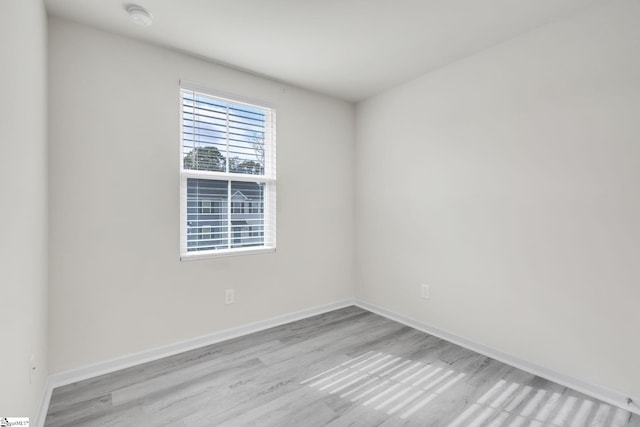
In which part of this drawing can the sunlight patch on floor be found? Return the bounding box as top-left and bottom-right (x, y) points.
(301, 351), (632, 426)
(301, 351), (465, 420)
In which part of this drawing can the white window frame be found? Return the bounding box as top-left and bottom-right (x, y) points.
(179, 82), (276, 260)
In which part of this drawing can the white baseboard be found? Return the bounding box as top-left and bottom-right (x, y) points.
(354, 299), (640, 417)
(33, 376), (54, 427)
(33, 298), (355, 427)
(34, 297), (639, 425)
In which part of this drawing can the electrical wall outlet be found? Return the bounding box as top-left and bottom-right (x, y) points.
(421, 284), (430, 299)
(224, 289), (235, 305)
(30, 354), (36, 384)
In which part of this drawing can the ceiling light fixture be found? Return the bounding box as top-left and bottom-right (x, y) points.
(127, 5), (153, 27)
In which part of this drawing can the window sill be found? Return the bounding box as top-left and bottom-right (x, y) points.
(180, 246), (276, 261)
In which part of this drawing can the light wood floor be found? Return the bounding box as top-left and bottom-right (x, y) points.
(45, 306), (639, 426)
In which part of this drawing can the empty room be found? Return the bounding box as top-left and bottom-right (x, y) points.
(1, 0), (639, 425)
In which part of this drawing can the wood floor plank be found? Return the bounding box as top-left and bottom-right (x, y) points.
(110, 340), (279, 406)
(45, 306), (639, 426)
(210, 386), (337, 427)
(44, 394), (112, 427)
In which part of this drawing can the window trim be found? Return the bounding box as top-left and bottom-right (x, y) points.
(179, 82), (276, 261)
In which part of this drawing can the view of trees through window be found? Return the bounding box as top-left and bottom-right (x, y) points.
(182, 91), (266, 175)
(182, 144), (265, 175)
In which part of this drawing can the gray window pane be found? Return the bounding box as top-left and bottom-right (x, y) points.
(187, 178), (228, 251)
(230, 181), (265, 248)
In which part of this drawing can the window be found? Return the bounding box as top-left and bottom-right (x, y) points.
(231, 201), (243, 214)
(198, 200), (212, 214)
(180, 83), (276, 259)
(201, 225), (212, 241)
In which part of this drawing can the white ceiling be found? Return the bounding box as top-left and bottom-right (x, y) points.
(45, 0), (600, 102)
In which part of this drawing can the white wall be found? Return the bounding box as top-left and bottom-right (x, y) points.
(0, 0), (49, 418)
(356, 0), (640, 400)
(48, 17), (355, 373)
